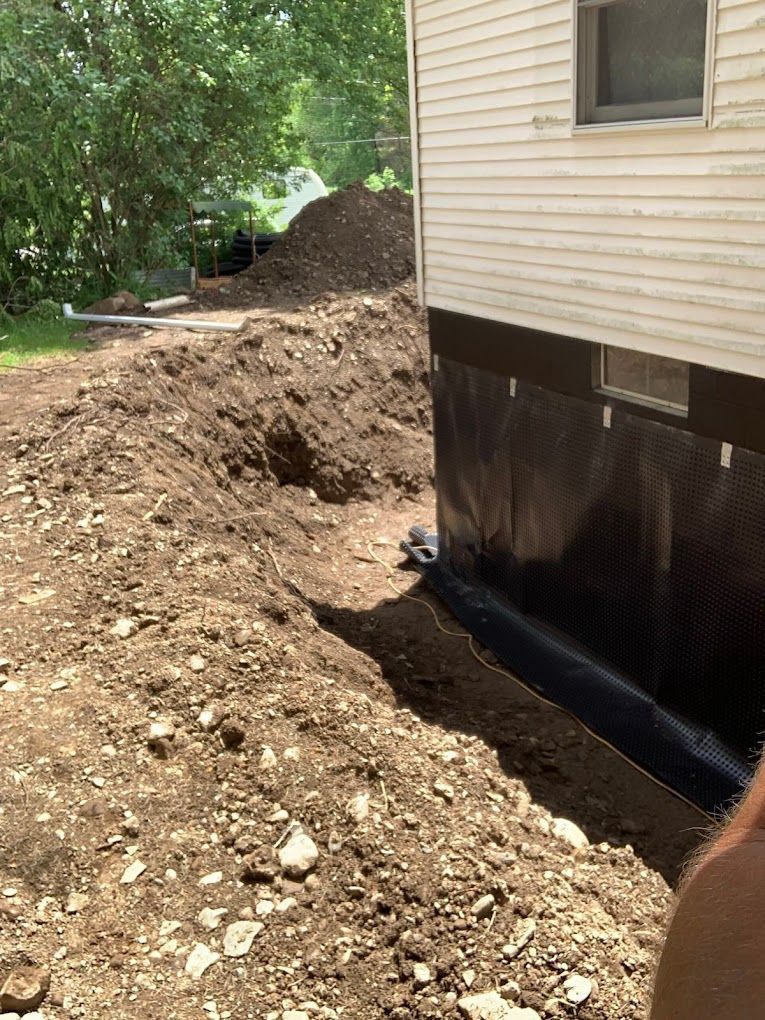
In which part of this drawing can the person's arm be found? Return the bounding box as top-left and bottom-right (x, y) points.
(651, 766), (765, 1019)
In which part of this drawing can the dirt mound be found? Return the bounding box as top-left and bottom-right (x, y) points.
(20, 283), (430, 509)
(0, 277), (702, 1019)
(228, 182), (415, 303)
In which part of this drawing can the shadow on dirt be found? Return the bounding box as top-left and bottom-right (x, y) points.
(310, 567), (706, 887)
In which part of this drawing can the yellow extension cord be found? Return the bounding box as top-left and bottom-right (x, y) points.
(367, 540), (711, 823)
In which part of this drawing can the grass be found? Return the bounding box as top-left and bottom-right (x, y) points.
(0, 315), (87, 369)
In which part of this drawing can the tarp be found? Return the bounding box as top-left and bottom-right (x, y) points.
(407, 358), (764, 814)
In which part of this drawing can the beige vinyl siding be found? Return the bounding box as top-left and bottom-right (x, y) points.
(408, 0), (765, 378)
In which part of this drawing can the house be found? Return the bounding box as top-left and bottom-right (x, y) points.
(404, 0), (765, 813)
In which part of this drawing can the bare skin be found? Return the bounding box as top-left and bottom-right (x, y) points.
(652, 769), (765, 1019)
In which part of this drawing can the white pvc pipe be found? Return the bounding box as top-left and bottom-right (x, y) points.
(145, 295), (192, 312)
(62, 303), (248, 333)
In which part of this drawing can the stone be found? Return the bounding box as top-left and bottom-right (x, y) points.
(65, 891), (89, 913)
(50, 679), (69, 691)
(551, 818), (589, 851)
(0, 967), (50, 1012)
(276, 897), (298, 913)
(148, 720), (176, 745)
(0, 681), (22, 693)
(413, 963), (432, 988)
(199, 871), (223, 887)
(198, 907), (228, 931)
(260, 746), (278, 770)
(0, 1013), (21, 1020)
(457, 992), (541, 1020)
(113, 290), (144, 311)
(500, 981), (521, 1002)
(563, 975), (593, 1005)
(223, 920), (264, 958)
(502, 919), (536, 960)
(83, 296), (127, 316)
(282, 1013), (310, 1020)
(185, 944), (220, 979)
(471, 893), (496, 920)
(219, 718), (246, 750)
(0, 659), (10, 674)
(120, 859), (147, 884)
(189, 654), (206, 673)
(433, 778), (454, 802)
(279, 833), (319, 879)
(111, 618), (137, 640)
(346, 793), (370, 825)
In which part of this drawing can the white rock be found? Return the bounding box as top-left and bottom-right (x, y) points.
(0, 1013), (22, 1020)
(471, 893), (496, 919)
(65, 891), (89, 913)
(189, 654), (206, 673)
(223, 919), (264, 958)
(148, 720), (175, 743)
(276, 897), (298, 913)
(551, 817), (589, 851)
(279, 833), (319, 878)
(457, 992), (541, 1020)
(199, 871), (223, 887)
(50, 679), (69, 691)
(198, 907), (228, 931)
(413, 963), (432, 988)
(256, 900), (274, 916)
(120, 859), (146, 884)
(0, 680), (23, 693)
(185, 943), (220, 978)
(159, 920), (182, 938)
(346, 793), (370, 825)
(502, 919), (536, 960)
(111, 618), (137, 640)
(563, 974), (593, 1005)
(282, 1013), (311, 1020)
(433, 778), (454, 802)
(260, 747), (278, 770)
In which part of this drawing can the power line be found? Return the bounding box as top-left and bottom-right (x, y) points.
(311, 135), (410, 147)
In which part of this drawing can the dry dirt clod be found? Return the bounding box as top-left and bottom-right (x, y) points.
(0, 966), (50, 1013)
(110, 618), (136, 640)
(433, 778), (454, 802)
(219, 717), (246, 750)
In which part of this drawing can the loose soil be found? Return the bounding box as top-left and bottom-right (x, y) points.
(0, 187), (704, 1020)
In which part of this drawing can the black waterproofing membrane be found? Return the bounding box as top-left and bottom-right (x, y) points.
(406, 358), (764, 814)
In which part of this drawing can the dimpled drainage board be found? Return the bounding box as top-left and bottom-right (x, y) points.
(407, 357), (764, 814)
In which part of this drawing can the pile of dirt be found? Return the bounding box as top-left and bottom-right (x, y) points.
(226, 183), (416, 303)
(0, 273), (702, 1019)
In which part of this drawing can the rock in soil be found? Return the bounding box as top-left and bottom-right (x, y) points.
(458, 992), (540, 1020)
(279, 833), (319, 879)
(0, 967), (50, 1012)
(222, 920), (264, 958)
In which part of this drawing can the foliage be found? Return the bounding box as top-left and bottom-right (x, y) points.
(283, 1), (411, 190)
(0, 0), (296, 308)
(365, 167), (409, 193)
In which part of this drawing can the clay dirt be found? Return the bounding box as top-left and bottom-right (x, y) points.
(0, 186), (704, 1020)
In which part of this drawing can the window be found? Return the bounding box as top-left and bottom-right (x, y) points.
(577, 0), (708, 125)
(600, 346), (689, 411)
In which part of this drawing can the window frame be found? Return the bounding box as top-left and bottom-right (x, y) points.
(573, 0), (714, 131)
(598, 345), (690, 414)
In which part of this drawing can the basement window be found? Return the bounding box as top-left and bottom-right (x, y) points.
(600, 346), (689, 412)
(576, 0), (708, 125)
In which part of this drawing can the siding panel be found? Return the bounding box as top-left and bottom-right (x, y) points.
(411, 0), (765, 378)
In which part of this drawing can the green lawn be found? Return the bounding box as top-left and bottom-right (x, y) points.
(0, 316), (87, 369)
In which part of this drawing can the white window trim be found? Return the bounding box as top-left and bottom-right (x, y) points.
(570, 0), (717, 133)
(598, 346), (690, 414)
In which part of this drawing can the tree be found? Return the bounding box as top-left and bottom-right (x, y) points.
(0, 0), (296, 305)
(281, 0), (411, 190)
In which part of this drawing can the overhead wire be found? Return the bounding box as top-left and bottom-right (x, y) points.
(366, 540), (711, 823)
